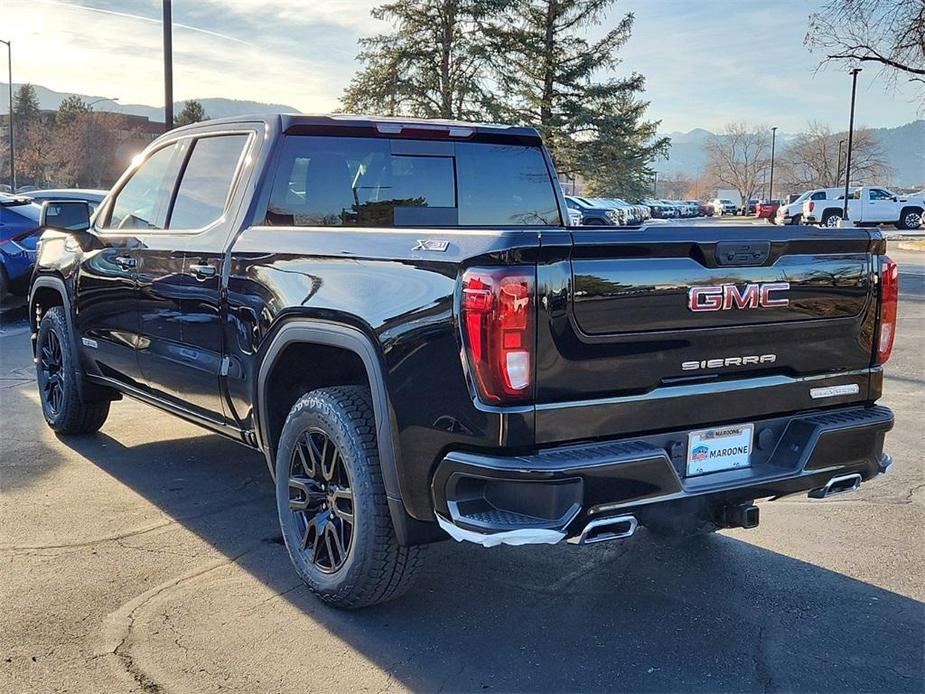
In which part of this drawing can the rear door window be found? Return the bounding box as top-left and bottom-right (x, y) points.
(263, 135), (560, 227)
(168, 134), (250, 229)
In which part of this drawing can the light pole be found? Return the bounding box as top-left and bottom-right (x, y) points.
(843, 67), (861, 221)
(768, 126), (777, 201)
(835, 138), (846, 186)
(163, 0), (174, 132)
(0, 39), (14, 190)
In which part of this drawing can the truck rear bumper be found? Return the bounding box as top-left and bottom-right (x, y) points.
(432, 405), (893, 546)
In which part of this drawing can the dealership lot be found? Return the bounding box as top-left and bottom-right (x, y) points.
(1, 244), (922, 693)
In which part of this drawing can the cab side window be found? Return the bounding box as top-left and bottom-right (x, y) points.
(869, 189), (892, 201)
(811, 191), (826, 200)
(168, 134), (250, 229)
(103, 144), (182, 230)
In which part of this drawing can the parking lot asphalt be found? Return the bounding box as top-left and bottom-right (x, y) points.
(1, 239), (923, 693)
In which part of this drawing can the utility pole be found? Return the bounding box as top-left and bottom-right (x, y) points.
(768, 126), (777, 201)
(653, 170), (659, 197)
(1, 39), (14, 190)
(843, 67), (861, 221)
(163, 0), (174, 132)
(835, 138), (846, 187)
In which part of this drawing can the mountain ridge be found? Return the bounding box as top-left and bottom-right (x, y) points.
(3, 83), (923, 186)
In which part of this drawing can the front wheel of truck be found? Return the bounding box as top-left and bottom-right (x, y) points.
(35, 307), (110, 434)
(275, 386), (425, 609)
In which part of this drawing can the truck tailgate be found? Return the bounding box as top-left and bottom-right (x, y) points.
(534, 225), (879, 444)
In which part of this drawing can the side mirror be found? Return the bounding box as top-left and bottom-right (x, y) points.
(892, 196), (898, 202)
(40, 200), (91, 231)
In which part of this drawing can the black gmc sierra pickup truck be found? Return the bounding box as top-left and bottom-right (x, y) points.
(30, 114), (896, 608)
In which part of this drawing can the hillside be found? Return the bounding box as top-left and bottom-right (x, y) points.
(656, 121), (924, 187)
(3, 82), (922, 186)
(0, 83), (299, 122)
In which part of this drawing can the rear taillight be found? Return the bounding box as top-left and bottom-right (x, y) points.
(461, 268), (534, 403)
(876, 256), (898, 365)
(808, 201), (815, 212)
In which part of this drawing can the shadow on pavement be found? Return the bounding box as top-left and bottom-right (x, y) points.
(61, 430), (924, 693)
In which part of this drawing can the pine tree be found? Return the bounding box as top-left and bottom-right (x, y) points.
(488, 0), (668, 196)
(11, 84), (43, 182)
(13, 83), (40, 122)
(55, 95), (91, 128)
(342, 0), (499, 120)
(175, 100), (208, 127)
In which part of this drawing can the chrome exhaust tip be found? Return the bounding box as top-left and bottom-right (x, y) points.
(569, 514), (638, 545)
(808, 473), (862, 499)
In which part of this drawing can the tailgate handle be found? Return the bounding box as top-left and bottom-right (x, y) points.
(715, 241), (770, 266)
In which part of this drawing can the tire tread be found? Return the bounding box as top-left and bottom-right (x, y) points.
(278, 385), (424, 609)
(37, 307), (110, 435)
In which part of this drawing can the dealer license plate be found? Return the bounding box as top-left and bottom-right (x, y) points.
(686, 423), (754, 476)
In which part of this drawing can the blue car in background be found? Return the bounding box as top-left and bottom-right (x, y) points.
(0, 194), (43, 302)
(0, 190), (107, 303)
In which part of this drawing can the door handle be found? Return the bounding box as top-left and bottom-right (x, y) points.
(190, 263), (216, 279)
(113, 255), (136, 268)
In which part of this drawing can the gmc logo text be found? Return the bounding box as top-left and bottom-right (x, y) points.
(688, 282), (790, 312)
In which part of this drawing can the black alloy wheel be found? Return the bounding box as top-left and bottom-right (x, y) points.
(38, 326), (65, 416)
(287, 428), (355, 573)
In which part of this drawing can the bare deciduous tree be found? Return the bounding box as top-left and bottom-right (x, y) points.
(806, 0), (925, 97)
(657, 172), (693, 199)
(778, 122), (891, 190)
(52, 111), (135, 188)
(18, 120), (56, 186)
(705, 122), (771, 205)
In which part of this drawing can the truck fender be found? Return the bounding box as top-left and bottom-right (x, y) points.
(254, 320), (437, 544)
(28, 275), (100, 404)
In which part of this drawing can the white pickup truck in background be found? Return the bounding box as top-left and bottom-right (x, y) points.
(776, 188), (842, 225)
(803, 186), (925, 229)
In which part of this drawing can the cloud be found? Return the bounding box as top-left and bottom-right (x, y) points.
(4, 0), (920, 131)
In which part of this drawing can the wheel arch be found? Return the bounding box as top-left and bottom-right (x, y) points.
(28, 274), (116, 404)
(255, 319), (441, 545)
(29, 275), (73, 356)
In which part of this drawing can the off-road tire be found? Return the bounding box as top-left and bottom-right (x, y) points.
(275, 386), (425, 609)
(35, 307), (110, 434)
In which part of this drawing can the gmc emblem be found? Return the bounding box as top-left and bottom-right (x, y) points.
(688, 282), (790, 312)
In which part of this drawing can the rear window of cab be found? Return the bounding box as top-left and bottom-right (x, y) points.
(262, 136), (562, 227)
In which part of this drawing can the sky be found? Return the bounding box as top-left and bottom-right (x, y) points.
(2, 0), (921, 134)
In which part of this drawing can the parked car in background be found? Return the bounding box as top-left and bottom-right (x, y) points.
(565, 195), (621, 226)
(776, 188), (843, 225)
(740, 199), (759, 216)
(642, 199), (669, 219)
(603, 198), (649, 224)
(591, 198), (631, 225)
(659, 200), (681, 218)
(696, 201), (714, 216)
(803, 186), (925, 229)
(0, 194), (42, 302)
(711, 198), (737, 215)
(26, 189), (107, 216)
(756, 200), (781, 221)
